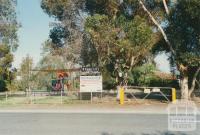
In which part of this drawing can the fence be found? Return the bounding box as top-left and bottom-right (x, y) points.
(1, 88), (199, 105)
(0, 90), (79, 105)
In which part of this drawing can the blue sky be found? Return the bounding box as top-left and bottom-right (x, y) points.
(13, 0), (53, 68)
(13, 0), (170, 72)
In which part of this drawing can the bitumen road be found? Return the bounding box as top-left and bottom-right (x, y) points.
(0, 112), (199, 135)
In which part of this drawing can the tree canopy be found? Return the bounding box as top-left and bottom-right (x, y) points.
(40, 0), (200, 98)
(0, 0), (18, 91)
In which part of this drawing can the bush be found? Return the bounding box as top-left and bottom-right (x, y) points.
(0, 80), (7, 92)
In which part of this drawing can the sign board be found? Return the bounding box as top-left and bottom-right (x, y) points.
(152, 88), (160, 92)
(144, 89), (151, 94)
(81, 67), (100, 72)
(80, 76), (102, 92)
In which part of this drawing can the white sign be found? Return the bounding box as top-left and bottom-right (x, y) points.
(152, 88), (160, 92)
(144, 89), (151, 94)
(80, 76), (102, 92)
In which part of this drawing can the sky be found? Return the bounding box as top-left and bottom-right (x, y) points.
(13, 0), (53, 68)
(13, 0), (170, 73)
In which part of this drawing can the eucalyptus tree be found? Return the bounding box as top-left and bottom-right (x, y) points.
(84, 0), (159, 85)
(39, 1), (158, 85)
(0, 0), (18, 91)
(17, 55), (33, 91)
(41, 0), (85, 66)
(41, 0), (159, 86)
(138, 0), (200, 99)
(85, 0), (200, 96)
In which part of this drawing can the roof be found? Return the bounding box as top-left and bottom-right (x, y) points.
(154, 71), (177, 80)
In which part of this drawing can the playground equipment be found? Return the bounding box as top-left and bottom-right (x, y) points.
(28, 68), (80, 104)
(32, 68), (80, 92)
(51, 71), (69, 91)
(51, 79), (63, 91)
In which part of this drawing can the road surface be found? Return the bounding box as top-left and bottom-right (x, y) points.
(0, 113), (199, 135)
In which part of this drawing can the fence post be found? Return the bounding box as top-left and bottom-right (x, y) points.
(5, 92), (8, 102)
(30, 93), (32, 104)
(91, 91), (93, 103)
(61, 90), (63, 104)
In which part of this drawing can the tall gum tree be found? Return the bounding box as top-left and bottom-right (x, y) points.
(41, 0), (159, 86)
(84, 0), (159, 85)
(41, 0), (200, 96)
(0, 0), (19, 91)
(138, 0), (200, 99)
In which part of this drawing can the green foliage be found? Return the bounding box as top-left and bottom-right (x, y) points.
(41, 0), (84, 67)
(85, 13), (156, 85)
(17, 56), (33, 91)
(167, 0), (200, 67)
(85, 0), (121, 17)
(81, 33), (98, 66)
(129, 64), (179, 88)
(6, 81), (18, 91)
(0, 0), (18, 50)
(140, 0), (200, 98)
(0, 80), (6, 92)
(152, 0), (200, 69)
(33, 39), (80, 90)
(0, 0), (18, 91)
(49, 26), (69, 47)
(131, 64), (156, 86)
(0, 45), (13, 70)
(41, 0), (69, 20)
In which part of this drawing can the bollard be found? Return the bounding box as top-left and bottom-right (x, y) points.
(172, 88), (176, 102)
(120, 87), (124, 105)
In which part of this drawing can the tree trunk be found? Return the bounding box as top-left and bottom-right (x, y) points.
(189, 67), (200, 98)
(180, 75), (189, 100)
(178, 64), (190, 100)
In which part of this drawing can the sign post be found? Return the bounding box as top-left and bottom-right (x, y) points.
(80, 67), (102, 102)
(80, 76), (102, 93)
(80, 75), (103, 102)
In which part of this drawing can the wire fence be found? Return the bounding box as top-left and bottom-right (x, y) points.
(0, 88), (200, 106)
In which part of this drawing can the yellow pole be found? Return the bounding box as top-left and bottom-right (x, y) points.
(172, 88), (176, 102)
(120, 87), (124, 105)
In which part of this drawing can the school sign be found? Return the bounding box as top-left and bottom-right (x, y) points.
(80, 76), (102, 93)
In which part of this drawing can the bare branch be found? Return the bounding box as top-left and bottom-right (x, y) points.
(163, 0), (169, 15)
(138, 0), (176, 56)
